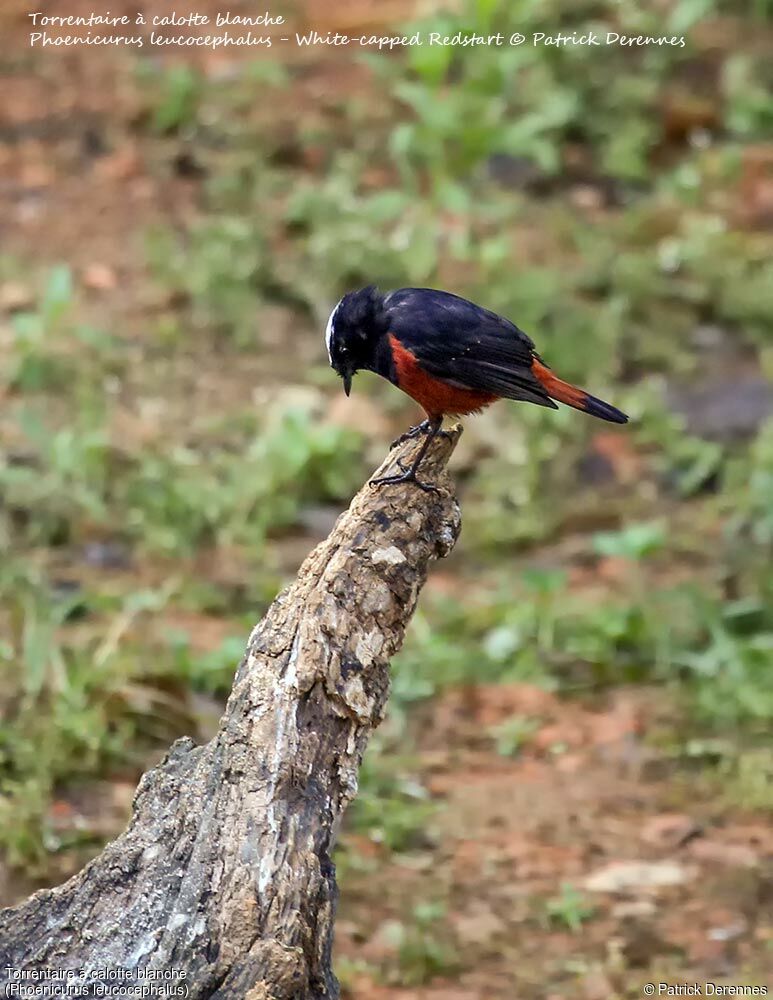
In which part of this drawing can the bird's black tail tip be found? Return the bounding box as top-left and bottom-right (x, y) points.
(582, 392), (629, 424)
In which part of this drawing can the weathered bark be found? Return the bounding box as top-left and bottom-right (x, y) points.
(0, 429), (462, 999)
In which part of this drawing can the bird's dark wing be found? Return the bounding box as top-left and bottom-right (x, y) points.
(384, 288), (557, 409)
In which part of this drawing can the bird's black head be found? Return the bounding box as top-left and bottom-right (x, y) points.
(325, 285), (389, 396)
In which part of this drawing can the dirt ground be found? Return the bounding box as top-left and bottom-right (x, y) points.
(336, 683), (773, 997)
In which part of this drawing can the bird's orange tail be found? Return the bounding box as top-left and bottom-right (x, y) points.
(532, 359), (628, 424)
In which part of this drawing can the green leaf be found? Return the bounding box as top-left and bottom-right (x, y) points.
(41, 266), (73, 325)
(593, 521), (668, 560)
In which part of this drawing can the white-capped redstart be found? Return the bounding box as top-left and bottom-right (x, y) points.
(326, 285), (628, 492)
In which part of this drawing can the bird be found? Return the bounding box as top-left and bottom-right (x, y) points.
(325, 285), (628, 493)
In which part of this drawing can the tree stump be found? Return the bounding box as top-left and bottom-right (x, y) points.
(0, 428), (462, 999)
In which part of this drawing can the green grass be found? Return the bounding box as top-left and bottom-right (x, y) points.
(2, 0), (773, 877)
(543, 883), (596, 933)
(387, 901), (459, 987)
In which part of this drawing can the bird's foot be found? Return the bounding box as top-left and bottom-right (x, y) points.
(390, 421), (455, 450)
(389, 420), (430, 450)
(370, 459), (442, 495)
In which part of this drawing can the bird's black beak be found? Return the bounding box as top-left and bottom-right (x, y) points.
(343, 371), (352, 397)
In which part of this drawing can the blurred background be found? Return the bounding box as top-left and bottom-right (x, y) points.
(1, 0), (773, 995)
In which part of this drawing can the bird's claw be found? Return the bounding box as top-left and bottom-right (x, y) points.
(369, 465), (442, 495)
(390, 422), (455, 450)
(389, 421), (430, 450)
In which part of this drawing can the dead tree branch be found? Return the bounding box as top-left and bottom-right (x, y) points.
(0, 428), (462, 999)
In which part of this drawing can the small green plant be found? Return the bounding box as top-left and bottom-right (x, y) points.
(7, 265), (74, 391)
(335, 957), (379, 993)
(490, 715), (540, 757)
(593, 521), (668, 561)
(145, 64), (203, 134)
(387, 901), (458, 986)
(3, 265), (119, 398)
(0, 567), (189, 870)
(544, 883), (595, 932)
(0, 402), (363, 556)
(720, 749), (773, 812)
(0, 404), (111, 544)
(284, 168), (438, 292)
(349, 748), (436, 854)
(723, 54), (773, 135)
(146, 216), (274, 345)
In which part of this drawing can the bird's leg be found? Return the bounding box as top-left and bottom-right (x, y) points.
(390, 418), (456, 450)
(371, 416), (444, 494)
(390, 419), (431, 450)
